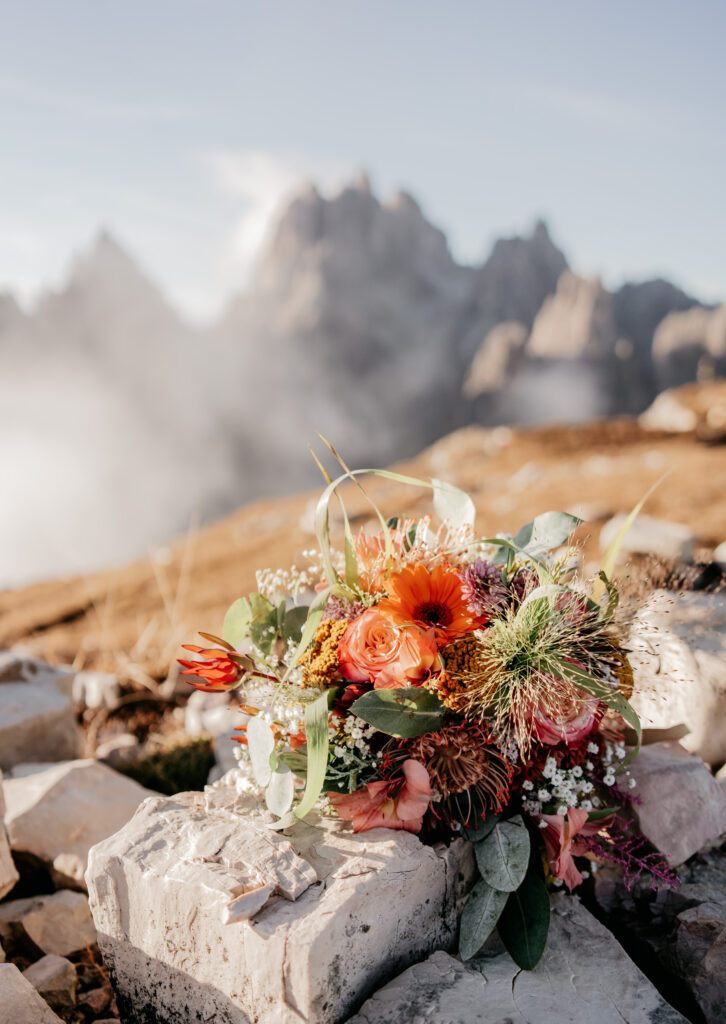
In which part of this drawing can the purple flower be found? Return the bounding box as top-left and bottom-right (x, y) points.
(460, 560), (509, 617)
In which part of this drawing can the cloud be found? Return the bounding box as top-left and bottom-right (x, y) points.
(203, 148), (350, 289)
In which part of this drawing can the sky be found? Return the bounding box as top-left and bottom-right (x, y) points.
(1, 0), (724, 321)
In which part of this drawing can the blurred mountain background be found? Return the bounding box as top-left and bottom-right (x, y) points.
(0, 2), (724, 587)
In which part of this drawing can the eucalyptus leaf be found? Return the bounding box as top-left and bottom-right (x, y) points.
(462, 812), (501, 842)
(247, 716), (275, 788)
(350, 687), (445, 738)
(249, 593), (279, 655)
(282, 605), (309, 645)
(498, 868), (550, 970)
(513, 511), (582, 558)
(475, 815), (530, 893)
(459, 879), (508, 961)
(222, 598), (252, 649)
(432, 477), (476, 530)
(265, 765), (295, 817)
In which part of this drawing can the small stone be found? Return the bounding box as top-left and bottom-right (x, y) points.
(0, 653), (79, 770)
(0, 962), (65, 1023)
(0, 890), (96, 957)
(94, 733), (144, 766)
(349, 895), (687, 1023)
(630, 742), (726, 866)
(79, 984), (112, 1014)
(0, 769), (20, 899)
(23, 954), (77, 1014)
(599, 513), (695, 563)
(3, 759), (154, 888)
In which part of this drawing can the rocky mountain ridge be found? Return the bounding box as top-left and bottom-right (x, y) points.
(0, 178), (722, 586)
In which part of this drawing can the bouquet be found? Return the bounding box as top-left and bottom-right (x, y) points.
(180, 452), (677, 969)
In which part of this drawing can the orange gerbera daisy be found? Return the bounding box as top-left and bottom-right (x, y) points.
(376, 564), (479, 645)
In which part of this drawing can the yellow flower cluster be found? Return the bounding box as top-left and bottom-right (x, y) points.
(299, 618), (348, 688)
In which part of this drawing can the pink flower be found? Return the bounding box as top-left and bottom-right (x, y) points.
(329, 759), (432, 833)
(539, 808), (610, 890)
(338, 609), (442, 689)
(531, 689), (600, 747)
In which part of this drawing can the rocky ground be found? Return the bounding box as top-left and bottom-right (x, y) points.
(1, 380), (726, 1022)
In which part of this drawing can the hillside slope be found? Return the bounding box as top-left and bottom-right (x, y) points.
(1, 381), (725, 681)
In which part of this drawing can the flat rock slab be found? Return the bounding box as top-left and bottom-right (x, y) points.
(86, 778), (475, 1024)
(630, 742), (726, 866)
(3, 758), (154, 888)
(0, 769), (19, 899)
(630, 590), (726, 765)
(348, 894), (688, 1023)
(593, 844), (726, 1024)
(0, 653), (78, 770)
(0, 890), (96, 958)
(0, 962), (64, 1024)
(23, 954), (78, 1014)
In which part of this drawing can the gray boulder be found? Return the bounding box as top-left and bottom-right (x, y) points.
(348, 894), (687, 1023)
(629, 590), (726, 765)
(0, 653), (79, 770)
(630, 742), (726, 866)
(3, 759), (153, 888)
(0, 963), (65, 1024)
(592, 844), (726, 1024)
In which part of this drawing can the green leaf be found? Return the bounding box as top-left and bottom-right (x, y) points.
(462, 812), (501, 843)
(282, 605), (309, 645)
(513, 511), (582, 558)
(293, 688), (338, 822)
(350, 687), (446, 738)
(278, 749), (309, 776)
(432, 477), (476, 530)
(498, 868), (550, 970)
(475, 815), (530, 892)
(222, 598), (252, 649)
(591, 474), (667, 603)
(459, 879), (508, 960)
(282, 587), (330, 683)
(249, 593), (279, 655)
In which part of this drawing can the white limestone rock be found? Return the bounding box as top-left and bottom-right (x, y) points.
(0, 653), (79, 770)
(23, 954), (78, 1014)
(3, 759), (154, 888)
(630, 742), (726, 866)
(0, 890), (96, 957)
(0, 963), (65, 1024)
(629, 590), (726, 765)
(86, 780), (476, 1024)
(600, 513), (695, 563)
(72, 669), (120, 709)
(348, 894), (688, 1024)
(713, 540), (726, 569)
(0, 769), (19, 899)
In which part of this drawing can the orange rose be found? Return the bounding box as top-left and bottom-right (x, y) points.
(338, 608), (442, 688)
